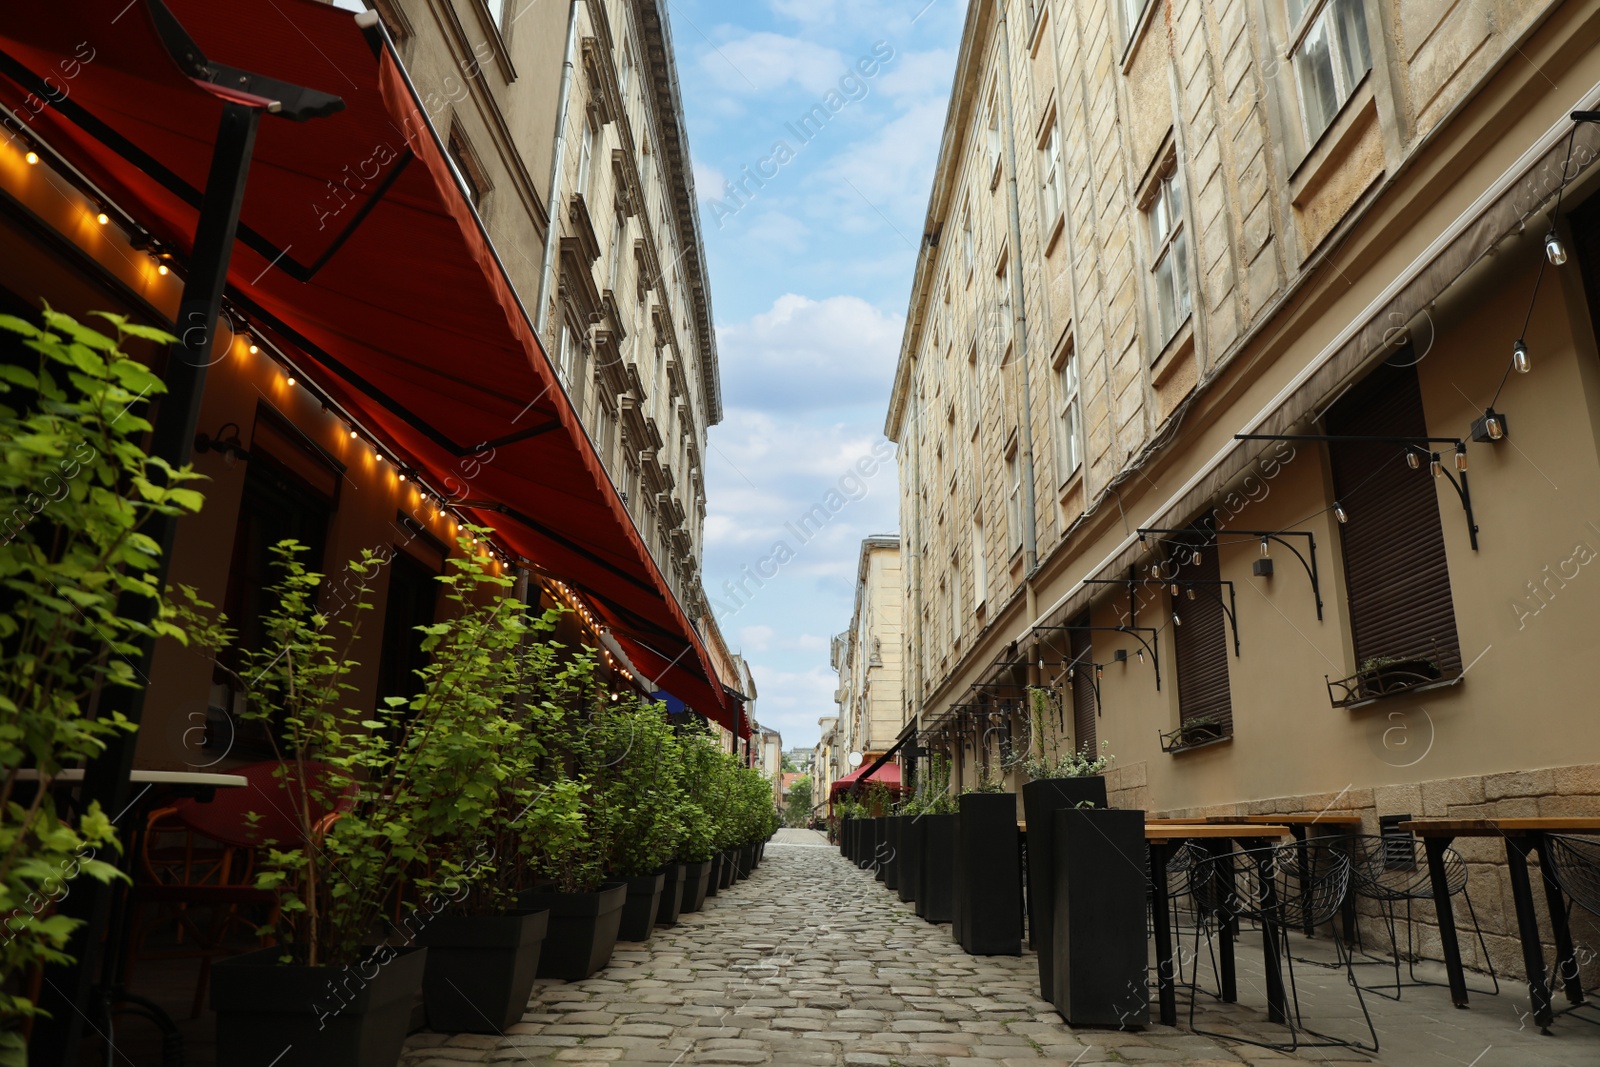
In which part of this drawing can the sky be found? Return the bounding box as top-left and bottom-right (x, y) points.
(665, 1), (966, 750)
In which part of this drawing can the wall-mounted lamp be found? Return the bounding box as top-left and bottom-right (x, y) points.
(194, 422), (249, 467)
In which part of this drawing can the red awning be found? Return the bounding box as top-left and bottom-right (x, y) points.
(0, 0), (740, 734)
(829, 762), (903, 799)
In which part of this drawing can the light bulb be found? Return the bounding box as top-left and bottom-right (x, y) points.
(1187, 587), (1196, 600)
(1407, 451), (1420, 470)
(1094, 665), (1103, 680)
(376, 452), (385, 462)
(157, 264), (169, 276)
(1546, 231), (1568, 266)
(1430, 454), (1442, 478)
(1191, 550), (1202, 566)
(248, 340), (259, 354)
(24, 151), (38, 165)
(350, 428), (359, 439)
(1137, 648), (1144, 663)
(1486, 415), (1503, 441)
(1170, 582), (1179, 596)
(398, 472), (407, 482)
(1259, 537), (1270, 558)
(95, 211), (109, 225)
(1334, 502), (1348, 524)
(285, 376), (296, 387)
(1455, 449), (1468, 472)
(1513, 340), (1531, 374)
(1172, 612), (1182, 626)
(1067, 668), (1075, 682)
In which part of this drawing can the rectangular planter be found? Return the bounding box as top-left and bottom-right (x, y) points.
(705, 852), (723, 897)
(954, 793), (1022, 956)
(839, 817), (852, 859)
(897, 814), (921, 903)
(417, 910), (547, 1033)
(1023, 776), (1108, 999)
(212, 944), (426, 1067)
(916, 813), (956, 923)
(656, 863), (688, 925)
(873, 817), (888, 881)
(680, 859), (713, 913)
(617, 871), (666, 942)
(1051, 808), (1147, 1027)
(517, 881), (627, 980)
(882, 816), (903, 891)
(718, 849), (736, 888)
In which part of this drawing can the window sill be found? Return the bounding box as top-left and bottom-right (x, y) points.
(1043, 212), (1066, 256)
(1057, 463), (1083, 495)
(1151, 315), (1194, 378)
(1120, 1), (1161, 75)
(467, 0), (517, 83)
(1289, 76), (1376, 196)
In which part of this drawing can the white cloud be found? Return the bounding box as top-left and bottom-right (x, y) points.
(699, 32), (844, 95)
(716, 293), (903, 411)
(739, 624), (776, 651)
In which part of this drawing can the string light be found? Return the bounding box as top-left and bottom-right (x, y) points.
(285, 375), (297, 387)
(1406, 451), (1420, 470)
(157, 263), (169, 276)
(1333, 501), (1348, 524)
(24, 150), (38, 165)
(1455, 446), (1468, 472)
(350, 427), (359, 439)
(1259, 537), (1270, 558)
(1546, 230), (1568, 265)
(1430, 453), (1442, 478)
(1190, 549), (1202, 566)
(248, 338), (260, 354)
(398, 471), (406, 481)
(95, 210), (109, 225)
(1485, 414), (1504, 440)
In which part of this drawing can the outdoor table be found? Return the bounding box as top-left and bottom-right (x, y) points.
(1146, 823), (1292, 1027)
(1400, 817), (1600, 1031)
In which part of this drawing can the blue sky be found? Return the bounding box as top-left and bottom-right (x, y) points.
(667, 1), (965, 749)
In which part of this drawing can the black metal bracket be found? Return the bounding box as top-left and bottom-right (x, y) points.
(1139, 526), (1323, 620)
(1032, 624), (1161, 692)
(1086, 578), (1240, 656)
(1235, 433), (1480, 550)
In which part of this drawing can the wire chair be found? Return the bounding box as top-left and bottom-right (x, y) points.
(1185, 840), (1378, 1053)
(1160, 841), (1227, 1000)
(1335, 833), (1499, 999)
(1539, 834), (1600, 1026)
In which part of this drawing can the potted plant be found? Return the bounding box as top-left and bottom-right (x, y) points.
(1358, 655), (1442, 697)
(1016, 686), (1113, 998)
(590, 698), (680, 941)
(914, 756), (958, 924)
(670, 732), (722, 916)
(0, 311), (205, 1060)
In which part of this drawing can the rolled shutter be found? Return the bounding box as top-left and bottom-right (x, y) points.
(1173, 533), (1232, 735)
(1325, 359), (1461, 673)
(1069, 613), (1096, 755)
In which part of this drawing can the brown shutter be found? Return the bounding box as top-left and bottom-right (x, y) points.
(1325, 360), (1461, 673)
(1173, 533), (1232, 735)
(1068, 612), (1096, 755)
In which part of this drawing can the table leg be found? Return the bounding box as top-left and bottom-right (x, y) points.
(1339, 833), (1360, 947)
(1150, 842), (1177, 1027)
(1532, 833), (1586, 1007)
(1293, 827), (1314, 938)
(1425, 836), (1469, 1008)
(1207, 841), (1238, 1004)
(1252, 845), (1288, 1025)
(1504, 837), (1554, 1031)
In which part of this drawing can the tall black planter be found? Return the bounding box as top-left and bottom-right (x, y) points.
(518, 881), (627, 980)
(417, 910), (547, 1033)
(882, 816), (903, 890)
(212, 945), (426, 1067)
(740, 843), (758, 877)
(718, 849), (736, 888)
(1051, 808), (1146, 1027)
(897, 815), (921, 903)
(954, 793), (1022, 955)
(680, 859), (713, 913)
(840, 817), (852, 859)
(656, 864), (687, 927)
(617, 871), (667, 941)
(916, 813), (956, 922)
(870, 817), (888, 876)
(1022, 776), (1108, 999)
(705, 852), (723, 897)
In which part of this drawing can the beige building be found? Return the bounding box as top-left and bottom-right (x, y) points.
(375, 0), (720, 619)
(888, 0), (1600, 983)
(813, 716), (841, 817)
(831, 536), (907, 775)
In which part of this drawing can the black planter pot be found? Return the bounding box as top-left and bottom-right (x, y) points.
(739, 843), (758, 878)
(517, 881), (627, 980)
(212, 944), (426, 1067)
(882, 816), (903, 890)
(847, 817), (861, 863)
(1023, 776), (1108, 998)
(705, 852), (723, 897)
(417, 910), (547, 1033)
(897, 815), (921, 903)
(873, 817), (889, 880)
(680, 859), (713, 913)
(718, 849), (736, 888)
(839, 817), (851, 858)
(916, 813), (956, 923)
(954, 793), (1022, 955)
(1051, 808), (1146, 1027)
(616, 871), (666, 942)
(656, 863), (687, 926)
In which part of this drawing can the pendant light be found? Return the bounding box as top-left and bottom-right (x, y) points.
(1333, 501), (1348, 524)
(1407, 451), (1420, 470)
(1513, 340), (1531, 374)
(1546, 230), (1568, 265)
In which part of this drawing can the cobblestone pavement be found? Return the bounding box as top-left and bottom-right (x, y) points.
(399, 830), (1371, 1067)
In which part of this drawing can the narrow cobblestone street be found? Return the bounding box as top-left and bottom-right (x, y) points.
(399, 832), (1317, 1067)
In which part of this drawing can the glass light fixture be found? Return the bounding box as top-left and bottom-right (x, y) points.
(1334, 501), (1348, 524)
(1136, 648), (1144, 663)
(1170, 582), (1179, 596)
(1067, 667), (1075, 682)
(24, 151), (38, 165)
(1407, 451), (1420, 470)
(1187, 587), (1196, 600)
(1430, 453), (1442, 478)
(1455, 447), (1468, 472)
(1513, 340), (1531, 374)
(95, 211), (109, 225)
(1094, 665), (1103, 680)
(1546, 230), (1568, 266)
(1259, 537), (1270, 558)
(1191, 550), (1202, 566)
(1486, 414), (1504, 440)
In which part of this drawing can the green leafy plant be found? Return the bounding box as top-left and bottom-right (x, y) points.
(1013, 684), (1113, 780)
(784, 775), (813, 827)
(0, 309), (206, 1055)
(590, 697), (681, 877)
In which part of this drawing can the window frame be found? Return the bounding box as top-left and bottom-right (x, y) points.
(1004, 446), (1023, 555)
(1143, 161), (1192, 344)
(1055, 343), (1082, 483)
(1285, 0), (1374, 146)
(1039, 119), (1066, 231)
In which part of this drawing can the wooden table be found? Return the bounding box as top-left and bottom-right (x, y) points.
(1146, 824), (1292, 1027)
(1400, 817), (1600, 1030)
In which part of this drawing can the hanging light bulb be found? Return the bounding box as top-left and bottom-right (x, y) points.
(350, 427), (359, 439)
(1406, 451), (1420, 470)
(157, 263), (169, 276)
(1485, 414), (1504, 440)
(24, 150), (38, 165)
(1136, 648), (1144, 664)
(1067, 667), (1075, 682)
(1187, 587), (1196, 601)
(375, 452), (385, 463)
(1259, 537), (1270, 558)
(95, 210), (109, 226)
(1430, 453), (1442, 478)
(398, 471), (407, 482)
(247, 339), (260, 355)
(1455, 446), (1468, 472)
(1094, 665), (1103, 680)
(1170, 582), (1180, 596)
(1191, 549), (1202, 566)
(1513, 340), (1531, 374)
(1546, 230), (1568, 266)
(1172, 611), (1182, 626)
(1334, 501), (1348, 524)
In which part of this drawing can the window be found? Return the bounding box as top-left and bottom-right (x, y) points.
(1325, 359), (1462, 678)
(484, 0), (506, 28)
(595, 399), (617, 469)
(577, 113), (596, 200)
(1040, 122), (1065, 228)
(965, 347), (980, 429)
(609, 207), (627, 292)
(986, 101), (1002, 182)
(375, 546), (442, 737)
(448, 130), (484, 208)
(971, 517), (987, 608)
(1145, 164), (1191, 343)
(1005, 448), (1023, 554)
(962, 208), (975, 277)
(1121, 0), (1151, 42)
(618, 39), (634, 101)
(1056, 346), (1081, 481)
(1288, 0), (1372, 145)
(1173, 530), (1232, 744)
(950, 564), (962, 644)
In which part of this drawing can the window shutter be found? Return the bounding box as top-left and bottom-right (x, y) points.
(1069, 613), (1097, 755)
(1325, 359), (1461, 673)
(1173, 533), (1232, 736)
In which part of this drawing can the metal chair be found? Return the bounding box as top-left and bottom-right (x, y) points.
(1338, 833), (1499, 999)
(1539, 833), (1600, 1023)
(1185, 840), (1378, 1053)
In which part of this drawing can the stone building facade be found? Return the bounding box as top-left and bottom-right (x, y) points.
(887, 0), (1600, 984)
(832, 537), (907, 774)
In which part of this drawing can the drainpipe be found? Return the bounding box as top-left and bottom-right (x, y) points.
(535, 0), (583, 340)
(996, 1), (1038, 575)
